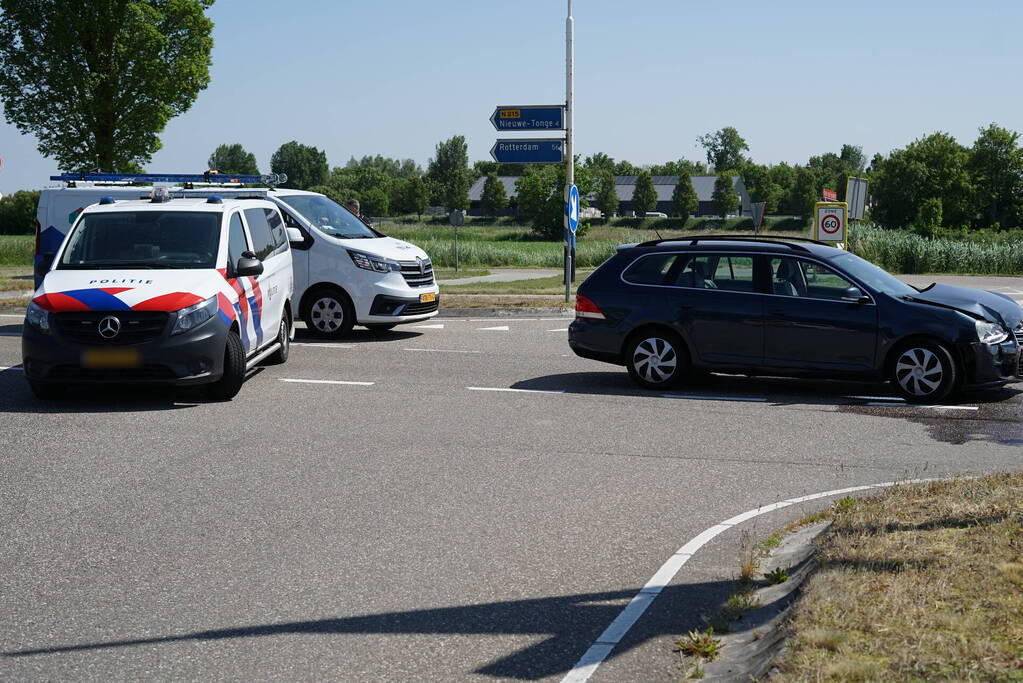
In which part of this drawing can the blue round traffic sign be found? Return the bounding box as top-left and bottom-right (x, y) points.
(567, 184), (580, 233)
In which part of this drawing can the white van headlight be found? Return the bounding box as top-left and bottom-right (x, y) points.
(171, 296), (218, 335)
(976, 320), (1009, 345)
(25, 301), (51, 333)
(347, 249), (400, 273)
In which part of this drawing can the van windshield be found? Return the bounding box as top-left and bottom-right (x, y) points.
(58, 211), (221, 269)
(279, 195), (380, 239)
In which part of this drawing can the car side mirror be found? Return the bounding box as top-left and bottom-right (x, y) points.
(841, 286), (869, 304)
(34, 253), (54, 278)
(286, 227), (304, 243)
(236, 251), (263, 277)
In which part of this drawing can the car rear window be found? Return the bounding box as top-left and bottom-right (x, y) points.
(622, 253), (678, 285)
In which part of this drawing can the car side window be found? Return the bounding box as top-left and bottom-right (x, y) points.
(227, 212), (249, 272)
(264, 208), (287, 250)
(622, 253), (678, 285)
(674, 255), (720, 289)
(243, 208), (275, 261)
(770, 257), (856, 300)
(710, 256), (755, 293)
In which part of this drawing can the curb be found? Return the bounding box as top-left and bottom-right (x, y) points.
(438, 307), (574, 318)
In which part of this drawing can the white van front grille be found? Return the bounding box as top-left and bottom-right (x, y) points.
(399, 259), (434, 287)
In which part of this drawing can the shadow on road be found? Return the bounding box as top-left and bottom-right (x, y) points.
(2, 581), (736, 679)
(293, 327), (421, 345)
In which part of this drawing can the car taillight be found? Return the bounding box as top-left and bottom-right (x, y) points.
(576, 294), (606, 320)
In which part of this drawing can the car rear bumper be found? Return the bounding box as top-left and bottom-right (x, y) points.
(568, 319), (625, 365)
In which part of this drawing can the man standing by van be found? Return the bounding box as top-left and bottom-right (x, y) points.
(344, 199), (361, 217)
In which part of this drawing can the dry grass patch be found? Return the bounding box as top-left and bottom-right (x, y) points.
(772, 473), (1023, 681)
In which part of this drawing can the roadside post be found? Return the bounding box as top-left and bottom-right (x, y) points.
(813, 202), (848, 248)
(566, 184), (579, 285)
(563, 0), (574, 302)
(448, 209), (464, 271)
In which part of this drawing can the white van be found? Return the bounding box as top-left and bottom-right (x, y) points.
(26, 191), (293, 400)
(36, 174), (440, 338)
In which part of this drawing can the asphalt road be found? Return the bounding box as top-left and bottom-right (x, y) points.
(2, 280), (1022, 681)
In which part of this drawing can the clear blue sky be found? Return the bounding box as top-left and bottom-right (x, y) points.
(1, 0), (1021, 194)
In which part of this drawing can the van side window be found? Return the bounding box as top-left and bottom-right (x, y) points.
(243, 208), (275, 261)
(227, 213), (249, 273)
(264, 208), (287, 249)
(622, 253), (678, 285)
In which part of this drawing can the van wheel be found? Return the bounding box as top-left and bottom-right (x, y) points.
(205, 331), (246, 400)
(626, 330), (689, 390)
(304, 288), (355, 338)
(889, 340), (957, 403)
(28, 379), (67, 400)
(365, 324), (397, 332)
(267, 317), (290, 364)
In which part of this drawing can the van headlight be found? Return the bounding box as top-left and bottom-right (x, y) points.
(171, 296), (217, 335)
(25, 301), (51, 333)
(347, 249), (400, 273)
(976, 320), (1009, 345)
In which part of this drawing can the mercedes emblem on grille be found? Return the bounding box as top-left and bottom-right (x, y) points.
(98, 316), (121, 339)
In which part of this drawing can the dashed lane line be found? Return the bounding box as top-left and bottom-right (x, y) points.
(548, 328), (569, 332)
(279, 378), (374, 386)
(662, 394), (768, 403)
(466, 386), (565, 395)
(412, 323), (445, 329)
(404, 348), (482, 354)
(864, 402), (978, 411)
(0, 366), (22, 371)
(477, 325), (510, 331)
(291, 343), (354, 349)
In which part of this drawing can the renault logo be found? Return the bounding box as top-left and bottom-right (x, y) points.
(98, 316), (121, 339)
(417, 256), (426, 276)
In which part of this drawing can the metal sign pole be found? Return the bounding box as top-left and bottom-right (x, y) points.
(564, 0), (574, 303)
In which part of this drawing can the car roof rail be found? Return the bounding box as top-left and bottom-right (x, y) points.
(635, 234), (830, 253)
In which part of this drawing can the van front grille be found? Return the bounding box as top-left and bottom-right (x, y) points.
(54, 311), (168, 345)
(398, 259), (434, 287)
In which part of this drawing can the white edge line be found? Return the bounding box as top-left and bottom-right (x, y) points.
(661, 394), (768, 403)
(548, 328), (569, 332)
(291, 343), (354, 349)
(845, 395), (905, 402)
(0, 314), (25, 318)
(560, 478), (940, 683)
(466, 386), (564, 394)
(0, 366), (23, 371)
(864, 402), (977, 410)
(404, 348), (482, 354)
(279, 379), (374, 386)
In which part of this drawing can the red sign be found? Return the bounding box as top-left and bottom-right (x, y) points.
(822, 189), (837, 202)
(820, 213), (841, 234)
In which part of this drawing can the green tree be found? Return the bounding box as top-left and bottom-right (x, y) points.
(768, 163), (797, 213)
(307, 184), (348, 205)
(360, 187), (389, 217)
(208, 143), (259, 175)
(671, 175), (698, 221)
(697, 127), (749, 172)
(594, 172), (619, 218)
(650, 158), (706, 176)
(787, 166), (823, 218)
(631, 170), (657, 216)
(613, 159), (640, 176)
(480, 172), (508, 217)
(840, 144), (866, 173)
(515, 166), (557, 218)
(393, 175), (429, 218)
(969, 123), (1023, 229)
(0, 0), (214, 171)
(270, 141), (328, 190)
(741, 163), (783, 213)
(427, 135), (470, 211)
(583, 152), (615, 176)
(515, 162), (594, 239)
(0, 189), (39, 234)
(712, 174), (739, 218)
(914, 197), (943, 237)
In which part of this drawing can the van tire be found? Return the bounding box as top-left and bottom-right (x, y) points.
(205, 331), (245, 400)
(28, 380), (67, 400)
(267, 317), (290, 364)
(304, 287), (355, 338)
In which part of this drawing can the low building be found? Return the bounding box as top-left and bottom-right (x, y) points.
(467, 174), (751, 217)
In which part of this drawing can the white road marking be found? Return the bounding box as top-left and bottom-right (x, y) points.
(412, 323), (445, 329)
(279, 378), (374, 386)
(548, 328), (569, 332)
(291, 343), (354, 349)
(0, 314), (24, 318)
(661, 394), (767, 403)
(846, 395), (905, 402)
(561, 478), (939, 683)
(404, 348), (482, 354)
(478, 325), (510, 331)
(864, 402), (978, 411)
(0, 366), (22, 371)
(466, 386), (564, 394)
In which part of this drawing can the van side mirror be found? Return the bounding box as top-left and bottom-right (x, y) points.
(286, 227), (304, 243)
(236, 251), (263, 277)
(35, 253), (54, 278)
(841, 286), (869, 304)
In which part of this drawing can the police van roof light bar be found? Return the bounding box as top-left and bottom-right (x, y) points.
(50, 171), (288, 186)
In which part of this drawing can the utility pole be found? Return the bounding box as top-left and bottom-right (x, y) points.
(564, 0), (574, 303)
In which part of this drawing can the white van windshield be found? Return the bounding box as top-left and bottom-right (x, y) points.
(279, 195), (380, 239)
(58, 211), (221, 269)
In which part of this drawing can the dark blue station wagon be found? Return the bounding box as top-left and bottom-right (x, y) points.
(568, 236), (1023, 402)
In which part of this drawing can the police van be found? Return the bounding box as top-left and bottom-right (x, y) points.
(36, 172), (441, 337)
(25, 187), (294, 400)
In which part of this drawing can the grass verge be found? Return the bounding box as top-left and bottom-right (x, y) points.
(441, 274), (590, 295)
(772, 473), (1023, 681)
(433, 268), (490, 280)
(439, 294), (572, 309)
(0, 235), (33, 266)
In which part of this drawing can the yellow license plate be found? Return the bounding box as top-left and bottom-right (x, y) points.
(81, 348), (142, 369)
(419, 292), (437, 303)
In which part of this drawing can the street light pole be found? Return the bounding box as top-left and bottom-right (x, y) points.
(564, 0), (574, 303)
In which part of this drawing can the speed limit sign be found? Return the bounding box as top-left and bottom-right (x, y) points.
(813, 202), (848, 245)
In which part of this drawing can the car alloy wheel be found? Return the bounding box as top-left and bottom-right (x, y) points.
(890, 340), (956, 402)
(628, 334), (684, 388)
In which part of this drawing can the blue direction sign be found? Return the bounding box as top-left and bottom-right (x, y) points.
(566, 184), (580, 233)
(490, 139), (564, 164)
(490, 105), (565, 131)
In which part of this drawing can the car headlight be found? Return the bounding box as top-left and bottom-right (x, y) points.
(171, 296), (217, 335)
(347, 249), (400, 273)
(25, 301), (50, 333)
(975, 319), (1009, 345)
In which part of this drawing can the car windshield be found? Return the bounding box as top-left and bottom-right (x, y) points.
(57, 211), (220, 269)
(279, 195), (380, 239)
(830, 252), (918, 297)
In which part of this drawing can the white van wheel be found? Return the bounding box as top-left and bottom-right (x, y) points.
(304, 288), (355, 338)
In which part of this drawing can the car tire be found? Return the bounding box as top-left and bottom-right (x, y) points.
(304, 287), (355, 338)
(364, 324), (397, 332)
(27, 379), (67, 400)
(205, 331), (246, 401)
(267, 316), (290, 364)
(625, 330), (689, 390)
(889, 339), (958, 403)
